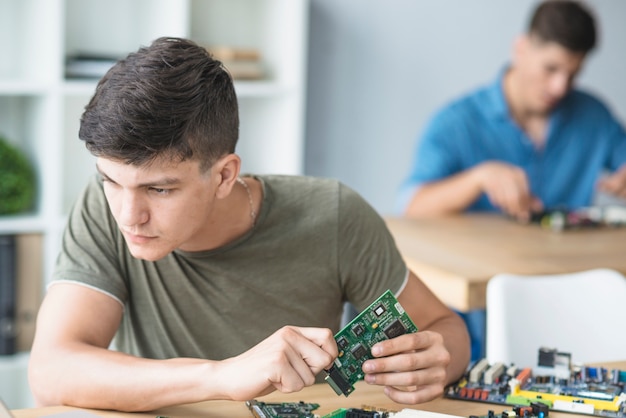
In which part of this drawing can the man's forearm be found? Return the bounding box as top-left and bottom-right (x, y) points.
(405, 170), (483, 218)
(30, 347), (216, 412)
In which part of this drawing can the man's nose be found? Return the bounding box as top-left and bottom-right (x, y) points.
(119, 191), (149, 227)
(549, 73), (571, 99)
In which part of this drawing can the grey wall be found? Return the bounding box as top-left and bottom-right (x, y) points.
(305, 0), (626, 214)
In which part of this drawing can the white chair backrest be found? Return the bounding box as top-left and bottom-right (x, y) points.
(486, 268), (626, 367)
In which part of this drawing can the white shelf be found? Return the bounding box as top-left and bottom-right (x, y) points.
(62, 80), (99, 96)
(0, 0), (308, 228)
(0, 81), (51, 95)
(0, 0), (309, 405)
(0, 215), (46, 234)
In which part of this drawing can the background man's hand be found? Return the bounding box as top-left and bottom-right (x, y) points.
(475, 161), (543, 221)
(597, 164), (626, 199)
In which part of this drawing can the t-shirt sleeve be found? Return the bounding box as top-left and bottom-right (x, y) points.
(51, 174), (128, 305)
(604, 111), (626, 171)
(337, 183), (408, 312)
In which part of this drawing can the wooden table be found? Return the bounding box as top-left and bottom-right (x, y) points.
(385, 214), (626, 312)
(11, 376), (623, 418)
(12, 361), (626, 417)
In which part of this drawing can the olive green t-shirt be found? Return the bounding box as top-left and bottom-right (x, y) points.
(52, 174), (407, 362)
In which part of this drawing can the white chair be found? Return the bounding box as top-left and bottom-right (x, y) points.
(485, 268), (626, 367)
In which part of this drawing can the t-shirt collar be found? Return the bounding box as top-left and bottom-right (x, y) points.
(485, 65), (511, 121)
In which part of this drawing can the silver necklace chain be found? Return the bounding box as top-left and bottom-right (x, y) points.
(237, 177), (256, 226)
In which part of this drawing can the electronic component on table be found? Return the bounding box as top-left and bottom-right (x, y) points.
(528, 205), (626, 231)
(470, 403), (550, 418)
(244, 401), (466, 418)
(325, 290), (419, 397)
(322, 407), (391, 418)
(323, 407), (465, 418)
(446, 347), (626, 418)
(245, 400), (320, 418)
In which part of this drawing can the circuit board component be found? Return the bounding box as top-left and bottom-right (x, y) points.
(245, 400), (320, 418)
(322, 407), (391, 418)
(325, 289), (419, 397)
(472, 403), (550, 418)
(446, 348), (626, 418)
(321, 406), (397, 418)
(244, 402), (466, 418)
(322, 407), (466, 418)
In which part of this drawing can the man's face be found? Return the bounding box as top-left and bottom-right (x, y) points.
(515, 35), (587, 114)
(96, 156), (218, 261)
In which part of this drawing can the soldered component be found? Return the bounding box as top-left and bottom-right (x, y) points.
(469, 358), (490, 383)
(383, 319), (407, 339)
(484, 362), (506, 385)
(245, 400), (319, 418)
(322, 407), (390, 418)
(446, 349), (626, 418)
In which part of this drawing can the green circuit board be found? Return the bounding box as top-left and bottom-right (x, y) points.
(245, 400), (320, 418)
(324, 290), (419, 397)
(321, 407), (394, 417)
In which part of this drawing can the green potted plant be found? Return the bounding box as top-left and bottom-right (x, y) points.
(0, 135), (36, 215)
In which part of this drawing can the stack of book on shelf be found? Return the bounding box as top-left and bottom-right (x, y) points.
(66, 46), (265, 81)
(206, 46), (266, 80)
(65, 53), (122, 79)
(0, 235), (16, 356)
(0, 234), (42, 356)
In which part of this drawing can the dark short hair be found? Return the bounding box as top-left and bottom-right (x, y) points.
(79, 37), (239, 171)
(528, 0), (596, 53)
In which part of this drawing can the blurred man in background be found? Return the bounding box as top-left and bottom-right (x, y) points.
(399, 0), (626, 222)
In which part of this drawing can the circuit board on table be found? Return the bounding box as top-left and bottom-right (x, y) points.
(445, 348), (626, 418)
(246, 402), (396, 418)
(246, 400), (320, 418)
(324, 289), (419, 397)
(471, 403), (550, 418)
(322, 408), (466, 418)
(529, 206), (626, 231)
(246, 400), (464, 418)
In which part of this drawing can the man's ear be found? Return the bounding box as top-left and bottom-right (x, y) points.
(512, 35), (528, 65)
(213, 153), (241, 199)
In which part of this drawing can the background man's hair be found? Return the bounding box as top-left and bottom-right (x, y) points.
(528, 0), (596, 53)
(79, 37), (239, 171)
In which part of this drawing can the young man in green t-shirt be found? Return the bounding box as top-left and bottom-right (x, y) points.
(29, 37), (470, 412)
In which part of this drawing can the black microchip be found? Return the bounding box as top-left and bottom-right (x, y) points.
(383, 319), (407, 339)
(346, 409), (384, 418)
(337, 336), (349, 350)
(351, 343), (368, 360)
(372, 303), (386, 317)
(270, 406), (301, 417)
(351, 323), (365, 337)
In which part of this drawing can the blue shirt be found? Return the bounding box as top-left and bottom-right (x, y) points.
(398, 70), (626, 213)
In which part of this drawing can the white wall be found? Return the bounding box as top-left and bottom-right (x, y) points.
(305, 0), (626, 214)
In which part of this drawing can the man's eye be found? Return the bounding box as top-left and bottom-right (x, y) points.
(545, 65), (558, 74)
(150, 187), (170, 195)
(101, 178), (117, 187)
(98, 174), (110, 184)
